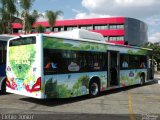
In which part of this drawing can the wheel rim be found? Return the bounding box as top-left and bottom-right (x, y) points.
(90, 83), (99, 96)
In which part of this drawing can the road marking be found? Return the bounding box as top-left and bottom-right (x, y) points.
(128, 92), (136, 120)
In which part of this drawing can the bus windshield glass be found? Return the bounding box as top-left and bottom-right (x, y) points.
(9, 37), (36, 46)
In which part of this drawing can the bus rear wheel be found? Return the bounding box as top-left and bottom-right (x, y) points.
(89, 81), (100, 97)
(0, 82), (6, 95)
(140, 75), (145, 85)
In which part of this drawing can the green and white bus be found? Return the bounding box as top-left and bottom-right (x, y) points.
(6, 29), (154, 99)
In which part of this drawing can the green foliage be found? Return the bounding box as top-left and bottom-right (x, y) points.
(19, 0), (35, 11)
(45, 79), (58, 98)
(0, 0), (18, 33)
(143, 43), (160, 62)
(19, 0), (41, 34)
(127, 49), (147, 55)
(25, 10), (39, 33)
(43, 37), (65, 49)
(36, 24), (45, 33)
(0, 0), (62, 34)
(43, 37), (108, 52)
(79, 42), (107, 51)
(0, 21), (5, 34)
(71, 75), (89, 96)
(58, 84), (70, 98)
(45, 10), (63, 31)
(120, 72), (140, 86)
(9, 45), (36, 78)
(44, 75), (90, 98)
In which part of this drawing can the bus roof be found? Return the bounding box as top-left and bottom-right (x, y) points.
(50, 29), (106, 42)
(9, 30), (152, 51)
(48, 29), (152, 51)
(0, 34), (15, 42)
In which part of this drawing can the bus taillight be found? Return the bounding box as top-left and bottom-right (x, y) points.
(31, 77), (41, 92)
(6, 78), (11, 88)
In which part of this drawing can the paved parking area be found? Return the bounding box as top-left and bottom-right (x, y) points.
(0, 78), (160, 120)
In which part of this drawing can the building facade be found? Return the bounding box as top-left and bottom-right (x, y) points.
(12, 17), (148, 46)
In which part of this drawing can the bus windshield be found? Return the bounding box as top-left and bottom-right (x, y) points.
(9, 37), (36, 46)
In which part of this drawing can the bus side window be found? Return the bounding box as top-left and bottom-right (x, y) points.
(120, 54), (129, 69)
(139, 56), (147, 69)
(44, 49), (61, 74)
(140, 62), (146, 68)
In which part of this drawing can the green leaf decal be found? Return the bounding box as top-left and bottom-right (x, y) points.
(9, 45), (36, 79)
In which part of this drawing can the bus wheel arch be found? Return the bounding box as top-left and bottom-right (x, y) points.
(89, 77), (100, 97)
(140, 72), (145, 85)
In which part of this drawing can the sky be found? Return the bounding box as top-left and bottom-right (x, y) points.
(32, 0), (160, 43)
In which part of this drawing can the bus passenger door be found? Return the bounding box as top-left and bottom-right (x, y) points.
(107, 51), (120, 87)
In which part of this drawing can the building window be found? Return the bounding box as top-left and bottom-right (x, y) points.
(32, 29), (36, 33)
(117, 25), (124, 29)
(109, 36), (117, 41)
(109, 24), (124, 30)
(109, 36), (124, 41)
(54, 27), (59, 32)
(94, 25), (108, 30)
(104, 36), (109, 41)
(117, 36), (124, 40)
(109, 25), (117, 29)
(45, 28), (51, 32)
(18, 30), (22, 34)
(60, 27), (64, 31)
(67, 27), (72, 31)
(80, 25), (93, 30)
(67, 26), (77, 31)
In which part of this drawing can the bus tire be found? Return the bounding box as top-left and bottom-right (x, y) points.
(140, 74), (145, 85)
(1, 80), (6, 94)
(89, 79), (100, 97)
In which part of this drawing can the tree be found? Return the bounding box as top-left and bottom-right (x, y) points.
(0, 0), (7, 33)
(0, 21), (4, 34)
(36, 24), (45, 33)
(143, 42), (160, 63)
(45, 10), (62, 32)
(19, 0), (35, 34)
(0, 0), (18, 34)
(25, 10), (39, 33)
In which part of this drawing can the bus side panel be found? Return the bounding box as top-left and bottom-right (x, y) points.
(6, 35), (43, 98)
(120, 69), (147, 87)
(43, 72), (107, 98)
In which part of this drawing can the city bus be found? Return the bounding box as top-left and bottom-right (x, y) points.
(6, 29), (154, 99)
(0, 35), (14, 94)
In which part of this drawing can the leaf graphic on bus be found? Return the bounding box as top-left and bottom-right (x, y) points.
(43, 36), (108, 52)
(9, 45), (36, 79)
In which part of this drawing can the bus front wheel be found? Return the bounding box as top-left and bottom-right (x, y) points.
(89, 81), (100, 97)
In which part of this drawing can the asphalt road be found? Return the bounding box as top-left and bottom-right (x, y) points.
(0, 78), (160, 120)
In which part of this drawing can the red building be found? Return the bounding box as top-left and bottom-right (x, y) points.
(12, 17), (148, 46)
